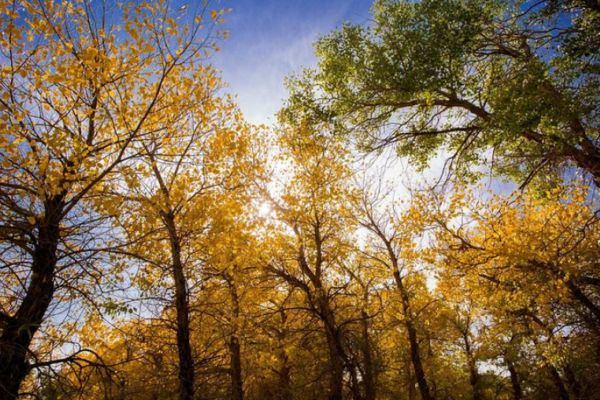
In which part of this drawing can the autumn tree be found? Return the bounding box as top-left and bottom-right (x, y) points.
(199, 193), (266, 400)
(0, 0), (224, 398)
(353, 187), (436, 400)
(417, 185), (600, 398)
(104, 73), (255, 400)
(264, 121), (361, 400)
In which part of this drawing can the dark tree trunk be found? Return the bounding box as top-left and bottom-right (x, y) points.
(564, 364), (584, 400)
(564, 277), (600, 329)
(393, 270), (435, 400)
(325, 338), (345, 400)
(361, 310), (376, 400)
(463, 333), (482, 400)
(277, 354), (292, 400)
(275, 307), (292, 400)
(283, 222), (348, 400)
(0, 198), (62, 400)
(547, 365), (570, 400)
(165, 214), (195, 400)
(506, 359), (522, 400)
(320, 297), (345, 400)
(229, 336), (244, 400)
(348, 361), (363, 400)
(227, 277), (244, 400)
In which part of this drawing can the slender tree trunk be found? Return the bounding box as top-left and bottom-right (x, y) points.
(0, 199), (62, 400)
(506, 359), (522, 400)
(227, 276), (244, 400)
(361, 310), (376, 400)
(463, 333), (482, 400)
(393, 270), (435, 400)
(277, 350), (292, 400)
(317, 291), (345, 400)
(406, 355), (417, 400)
(348, 361), (363, 400)
(547, 365), (570, 400)
(273, 304), (292, 400)
(165, 214), (195, 400)
(275, 308), (292, 400)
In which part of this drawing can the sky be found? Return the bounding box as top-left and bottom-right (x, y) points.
(206, 0), (521, 196)
(211, 0), (373, 125)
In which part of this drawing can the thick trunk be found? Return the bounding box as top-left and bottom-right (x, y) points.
(570, 148), (600, 188)
(229, 336), (244, 400)
(276, 343), (291, 398)
(564, 278), (600, 329)
(506, 359), (522, 400)
(325, 335), (345, 400)
(563, 117), (600, 189)
(361, 310), (376, 400)
(165, 214), (194, 400)
(0, 199), (62, 400)
(393, 270), (435, 400)
(277, 355), (292, 400)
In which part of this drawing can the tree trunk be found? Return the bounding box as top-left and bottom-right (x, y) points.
(564, 364), (584, 400)
(165, 214), (195, 400)
(348, 361), (363, 400)
(276, 351), (292, 400)
(361, 310), (376, 400)
(547, 365), (570, 400)
(564, 277), (600, 330)
(275, 308), (292, 400)
(463, 333), (482, 400)
(393, 270), (435, 400)
(317, 290), (346, 400)
(229, 336), (244, 400)
(506, 359), (522, 400)
(325, 336), (345, 400)
(0, 198), (62, 400)
(227, 276), (244, 400)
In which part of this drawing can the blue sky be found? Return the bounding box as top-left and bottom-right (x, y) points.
(211, 0), (373, 124)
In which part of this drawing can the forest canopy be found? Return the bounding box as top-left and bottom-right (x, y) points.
(0, 1), (599, 400)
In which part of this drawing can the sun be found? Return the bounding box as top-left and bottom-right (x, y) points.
(257, 202), (273, 218)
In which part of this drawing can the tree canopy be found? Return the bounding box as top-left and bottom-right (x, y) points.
(1, 1), (599, 400)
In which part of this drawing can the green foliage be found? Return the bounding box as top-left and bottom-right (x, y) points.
(284, 0), (600, 186)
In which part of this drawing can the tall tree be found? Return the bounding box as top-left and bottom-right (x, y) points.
(265, 121), (358, 400)
(107, 86), (252, 400)
(354, 189), (436, 400)
(0, 1), (223, 397)
(285, 0), (600, 187)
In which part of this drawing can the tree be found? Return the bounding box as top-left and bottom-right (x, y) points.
(417, 185), (600, 398)
(284, 0), (600, 187)
(265, 121), (359, 400)
(0, 0), (223, 397)
(354, 188), (436, 400)
(106, 76), (253, 400)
